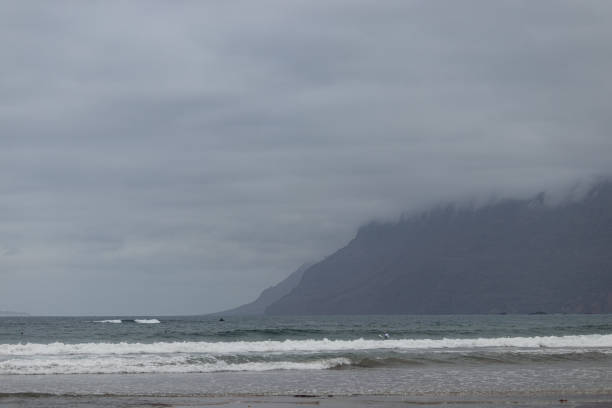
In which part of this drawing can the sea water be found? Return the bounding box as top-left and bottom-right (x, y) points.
(1, 314), (611, 403)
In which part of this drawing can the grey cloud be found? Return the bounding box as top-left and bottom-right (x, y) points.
(1, 0), (611, 314)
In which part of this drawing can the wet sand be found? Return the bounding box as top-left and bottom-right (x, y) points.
(2, 394), (612, 408)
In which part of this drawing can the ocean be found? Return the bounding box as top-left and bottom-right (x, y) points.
(1, 314), (611, 407)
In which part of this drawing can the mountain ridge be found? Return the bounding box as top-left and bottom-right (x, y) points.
(266, 181), (612, 315)
(211, 263), (312, 316)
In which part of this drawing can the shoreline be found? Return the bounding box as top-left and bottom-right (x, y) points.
(2, 393), (612, 408)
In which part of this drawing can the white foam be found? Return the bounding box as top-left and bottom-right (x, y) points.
(2, 334), (611, 357)
(0, 356), (348, 375)
(91, 319), (160, 324)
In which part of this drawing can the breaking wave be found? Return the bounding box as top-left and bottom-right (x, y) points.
(134, 319), (160, 324)
(0, 356), (349, 375)
(2, 334), (611, 356)
(92, 319), (160, 324)
(2, 334), (611, 375)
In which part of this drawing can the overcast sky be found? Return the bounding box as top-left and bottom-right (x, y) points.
(1, 1), (611, 315)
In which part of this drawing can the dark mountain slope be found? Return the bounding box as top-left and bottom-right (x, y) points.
(212, 263), (312, 315)
(266, 182), (612, 315)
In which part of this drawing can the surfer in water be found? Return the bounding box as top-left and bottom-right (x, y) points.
(378, 332), (390, 340)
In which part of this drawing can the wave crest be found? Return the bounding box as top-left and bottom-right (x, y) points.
(2, 334), (612, 356)
(91, 319), (160, 324)
(134, 319), (160, 324)
(0, 356), (349, 375)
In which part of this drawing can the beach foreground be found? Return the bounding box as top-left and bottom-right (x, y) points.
(1, 394), (612, 408)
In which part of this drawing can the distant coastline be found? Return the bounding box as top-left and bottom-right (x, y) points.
(0, 310), (30, 317)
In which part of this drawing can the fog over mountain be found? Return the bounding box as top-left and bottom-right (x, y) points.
(1, 1), (612, 314)
(267, 181), (612, 315)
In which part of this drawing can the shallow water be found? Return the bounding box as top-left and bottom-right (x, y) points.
(1, 314), (611, 399)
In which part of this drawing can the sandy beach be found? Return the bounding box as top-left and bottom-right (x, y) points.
(2, 394), (612, 408)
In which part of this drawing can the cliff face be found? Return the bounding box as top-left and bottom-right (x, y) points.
(212, 263), (311, 315)
(266, 182), (612, 315)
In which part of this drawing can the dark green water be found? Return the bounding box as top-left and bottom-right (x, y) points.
(3, 314), (612, 344)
